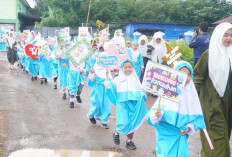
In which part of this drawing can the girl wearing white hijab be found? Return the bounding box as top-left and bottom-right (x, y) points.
(6, 31), (17, 69)
(138, 35), (149, 82)
(193, 22), (232, 157)
(148, 32), (167, 64)
(111, 29), (125, 47)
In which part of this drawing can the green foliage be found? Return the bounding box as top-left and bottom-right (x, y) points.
(169, 40), (194, 66)
(32, 0), (232, 28)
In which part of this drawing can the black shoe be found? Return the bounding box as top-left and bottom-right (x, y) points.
(70, 102), (74, 108)
(89, 117), (96, 124)
(53, 84), (57, 89)
(62, 93), (66, 99)
(34, 77), (37, 80)
(126, 140), (136, 150)
(40, 79), (44, 84)
(101, 124), (109, 129)
(76, 95), (82, 103)
(113, 132), (120, 145)
(44, 78), (48, 84)
(31, 77), (34, 81)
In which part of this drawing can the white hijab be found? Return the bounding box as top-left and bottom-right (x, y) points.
(209, 22), (232, 97)
(113, 60), (141, 92)
(7, 31), (16, 49)
(111, 30), (125, 47)
(138, 35), (149, 58)
(93, 63), (112, 79)
(149, 32), (167, 63)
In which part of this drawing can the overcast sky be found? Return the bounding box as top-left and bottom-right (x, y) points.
(27, 0), (36, 8)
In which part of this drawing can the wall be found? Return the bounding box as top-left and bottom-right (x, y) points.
(0, 0), (16, 20)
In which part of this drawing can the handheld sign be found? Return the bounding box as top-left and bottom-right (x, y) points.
(97, 55), (117, 66)
(99, 27), (109, 43)
(142, 61), (187, 103)
(56, 27), (70, 46)
(25, 44), (39, 60)
(65, 39), (94, 67)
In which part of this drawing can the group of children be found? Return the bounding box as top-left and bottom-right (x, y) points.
(11, 29), (207, 156)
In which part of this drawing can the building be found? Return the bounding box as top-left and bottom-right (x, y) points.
(123, 22), (194, 40)
(212, 15), (232, 25)
(0, 0), (41, 32)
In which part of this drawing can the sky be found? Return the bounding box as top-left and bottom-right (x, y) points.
(27, 0), (36, 8)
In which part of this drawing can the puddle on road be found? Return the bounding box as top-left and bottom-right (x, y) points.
(8, 149), (122, 157)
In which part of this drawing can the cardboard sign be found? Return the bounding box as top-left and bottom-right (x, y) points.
(96, 20), (105, 27)
(97, 55), (117, 66)
(65, 39), (94, 67)
(56, 27), (70, 46)
(104, 42), (129, 66)
(25, 44), (39, 60)
(78, 27), (89, 41)
(142, 61), (187, 103)
(99, 27), (109, 43)
(162, 42), (182, 67)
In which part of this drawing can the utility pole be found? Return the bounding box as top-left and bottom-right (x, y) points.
(86, 0), (92, 27)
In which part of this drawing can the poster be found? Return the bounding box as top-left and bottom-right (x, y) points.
(65, 39), (94, 67)
(78, 27), (89, 41)
(96, 55), (117, 66)
(56, 27), (70, 46)
(99, 27), (109, 43)
(162, 42), (181, 67)
(142, 61), (187, 103)
(104, 42), (129, 66)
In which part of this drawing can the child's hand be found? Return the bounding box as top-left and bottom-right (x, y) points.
(62, 63), (67, 67)
(90, 68), (95, 73)
(35, 56), (39, 59)
(79, 69), (84, 74)
(155, 108), (161, 117)
(180, 128), (189, 135)
(56, 56), (61, 60)
(105, 67), (109, 81)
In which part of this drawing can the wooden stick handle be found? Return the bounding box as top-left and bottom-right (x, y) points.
(203, 128), (214, 150)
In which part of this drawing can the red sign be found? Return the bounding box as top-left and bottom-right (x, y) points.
(25, 44), (38, 60)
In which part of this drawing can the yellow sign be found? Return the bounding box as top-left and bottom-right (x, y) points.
(96, 20), (105, 28)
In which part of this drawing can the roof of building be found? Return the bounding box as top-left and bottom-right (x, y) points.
(123, 22), (194, 26)
(18, 12), (41, 25)
(213, 15), (232, 25)
(21, 0), (31, 8)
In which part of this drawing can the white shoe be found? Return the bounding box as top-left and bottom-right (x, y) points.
(10, 65), (14, 69)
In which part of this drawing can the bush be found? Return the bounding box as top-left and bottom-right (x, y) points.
(169, 40), (194, 66)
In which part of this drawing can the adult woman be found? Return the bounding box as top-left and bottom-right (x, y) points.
(194, 22), (232, 157)
(148, 32), (167, 64)
(111, 30), (125, 47)
(138, 35), (149, 82)
(6, 31), (17, 69)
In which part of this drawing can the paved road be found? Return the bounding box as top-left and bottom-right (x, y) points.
(0, 51), (230, 157)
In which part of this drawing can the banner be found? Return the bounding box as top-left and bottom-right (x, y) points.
(142, 61), (187, 103)
(56, 27), (70, 46)
(104, 42), (129, 66)
(96, 20), (105, 27)
(25, 44), (39, 60)
(65, 39), (94, 67)
(162, 42), (181, 67)
(99, 27), (109, 43)
(97, 55), (117, 66)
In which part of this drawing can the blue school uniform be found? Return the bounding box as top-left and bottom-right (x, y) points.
(38, 53), (53, 79)
(25, 57), (39, 77)
(50, 58), (58, 78)
(58, 56), (69, 88)
(87, 64), (111, 123)
(127, 49), (144, 78)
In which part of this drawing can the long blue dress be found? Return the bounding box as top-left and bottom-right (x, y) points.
(58, 56), (69, 88)
(25, 57), (39, 77)
(38, 53), (53, 79)
(127, 49), (144, 78)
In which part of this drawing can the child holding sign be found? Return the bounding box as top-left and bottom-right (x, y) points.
(127, 41), (144, 79)
(146, 61), (206, 157)
(56, 45), (69, 99)
(105, 59), (147, 150)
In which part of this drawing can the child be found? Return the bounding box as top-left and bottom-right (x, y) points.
(105, 59), (147, 150)
(56, 45), (69, 99)
(127, 40), (144, 79)
(50, 45), (59, 89)
(38, 47), (53, 84)
(126, 41), (131, 49)
(87, 53), (111, 129)
(146, 61), (206, 157)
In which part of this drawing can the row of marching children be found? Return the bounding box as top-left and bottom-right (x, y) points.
(12, 29), (208, 156)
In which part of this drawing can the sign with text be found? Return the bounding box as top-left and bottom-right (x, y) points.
(25, 44), (39, 60)
(56, 27), (70, 46)
(97, 55), (117, 66)
(65, 39), (94, 67)
(142, 61), (187, 103)
(99, 27), (109, 43)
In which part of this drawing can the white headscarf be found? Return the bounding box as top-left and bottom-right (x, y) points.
(113, 59), (141, 92)
(149, 32), (167, 63)
(7, 31), (16, 49)
(111, 30), (125, 47)
(138, 35), (149, 58)
(208, 22), (232, 97)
